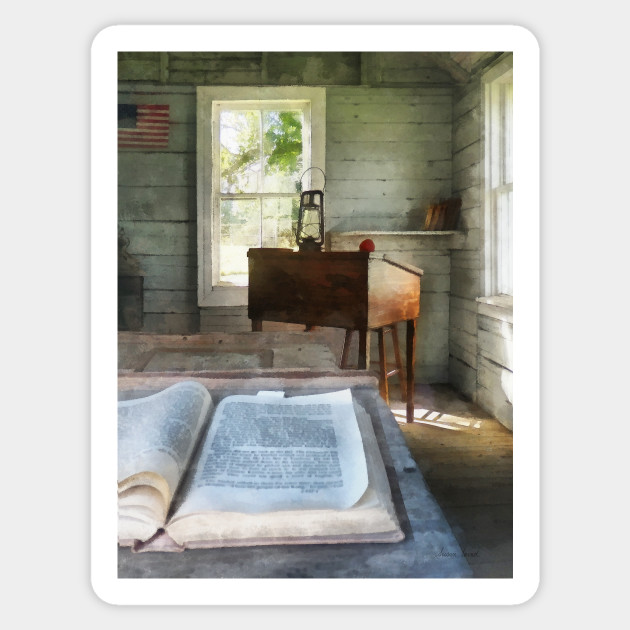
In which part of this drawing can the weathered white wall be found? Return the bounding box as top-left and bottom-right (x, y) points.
(118, 52), (455, 334)
(476, 302), (513, 428)
(448, 57), (513, 429)
(118, 85), (199, 332)
(117, 50), (513, 427)
(449, 79), (483, 397)
(325, 86), (453, 233)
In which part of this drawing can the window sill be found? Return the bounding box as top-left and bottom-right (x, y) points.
(476, 295), (513, 323)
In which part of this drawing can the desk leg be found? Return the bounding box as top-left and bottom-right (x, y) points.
(340, 329), (353, 368)
(357, 328), (370, 370)
(390, 324), (407, 402)
(251, 319), (262, 332)
(406, 319), (416, 423)
(377, 327), (388, 403)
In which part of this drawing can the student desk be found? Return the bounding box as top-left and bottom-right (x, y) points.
(247, 249), (423, 423)
(117, 372), (471, 579)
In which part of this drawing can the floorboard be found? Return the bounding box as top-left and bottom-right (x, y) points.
(387, 383), (513, 578)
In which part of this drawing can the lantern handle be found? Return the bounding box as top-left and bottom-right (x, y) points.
(300, 167), (326, 192)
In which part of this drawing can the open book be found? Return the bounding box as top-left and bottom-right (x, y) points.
(118, 381), (404, 551)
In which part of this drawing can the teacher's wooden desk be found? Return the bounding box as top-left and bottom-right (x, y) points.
(247, 249), (423, 423)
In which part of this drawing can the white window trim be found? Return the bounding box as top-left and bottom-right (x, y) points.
(197, 86), (326, 307)
(481, 54), (513, 308)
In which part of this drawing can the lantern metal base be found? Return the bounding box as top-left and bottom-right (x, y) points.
(298, 238), (323, 252)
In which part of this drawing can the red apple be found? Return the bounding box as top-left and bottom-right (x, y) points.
(359, 238), (375, 252)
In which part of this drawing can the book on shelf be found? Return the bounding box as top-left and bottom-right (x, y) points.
(423, 197), (461, 231)
(423, 201), (447, 230)
(118, 381), (404, 551)
(423, 202), (437, 230)
(443, 197), (462, 230)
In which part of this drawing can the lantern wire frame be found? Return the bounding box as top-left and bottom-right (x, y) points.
(296, 167), (326, 251)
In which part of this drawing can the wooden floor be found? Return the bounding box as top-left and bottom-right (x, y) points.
(387, 382), (513, 578)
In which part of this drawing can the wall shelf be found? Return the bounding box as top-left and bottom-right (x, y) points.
(327, 230), (466, 251)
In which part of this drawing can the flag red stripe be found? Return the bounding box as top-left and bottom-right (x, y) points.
(118, 135), (168, 139)
(136, 114), (169, 120)
(118, 132), (169, 137)
(118, 125), (168, 133)
(118, 140), (168, 144)
(118, 135), (169, 144)
(119, 138), (168, 142)
(118, 140), (169, 143)
(118, 136), (169, 142)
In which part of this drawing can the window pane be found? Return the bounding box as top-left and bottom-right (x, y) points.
(486, 67), (513, 298)
(503, 82), (513, 185)
(219, 110), (261, 194)
(261, 198), (300, 249)
(496, 188), (513, 295)
(262, 110), (304, 193)
(220, 198), (260, 285)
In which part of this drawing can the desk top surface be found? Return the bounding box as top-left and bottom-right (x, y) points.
(117, 375), (471, 579)
(118, 330), (346, 373)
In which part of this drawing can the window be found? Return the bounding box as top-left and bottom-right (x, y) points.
(197, 87), (325, 307)
(483, 57), (513, 298)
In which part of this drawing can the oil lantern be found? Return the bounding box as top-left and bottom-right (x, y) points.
(296, 167), (325, 252)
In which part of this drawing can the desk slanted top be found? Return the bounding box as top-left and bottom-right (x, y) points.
(247, 249), (422, 330)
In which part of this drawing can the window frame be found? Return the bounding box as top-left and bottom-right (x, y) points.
(197, 86), (326, 307)
(482, 55), (513, 301)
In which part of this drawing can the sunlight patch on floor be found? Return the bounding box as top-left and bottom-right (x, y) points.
(393, 412), (464, 430)
(391, 407), (486, 431)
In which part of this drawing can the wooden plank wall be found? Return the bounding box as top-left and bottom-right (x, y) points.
(118, 52), (512, 430)
(449, 80), (483, 398)
(118, 52), (455, 335)
(117, 51), (513, 427)
(118, 84), (199, 333)
(476, 311), (513, 429)
(325, 86), (453, 232)
(448, 67), (513, 429)
(203, 84), (454, 336)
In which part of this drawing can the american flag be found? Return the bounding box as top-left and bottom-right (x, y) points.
(118, 104), (169, 149)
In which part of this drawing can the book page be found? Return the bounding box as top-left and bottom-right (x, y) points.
(173, 388), (368, 515)
(118, 381), (213, 500)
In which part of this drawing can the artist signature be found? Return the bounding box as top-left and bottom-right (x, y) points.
(434, 547), (479, 559)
